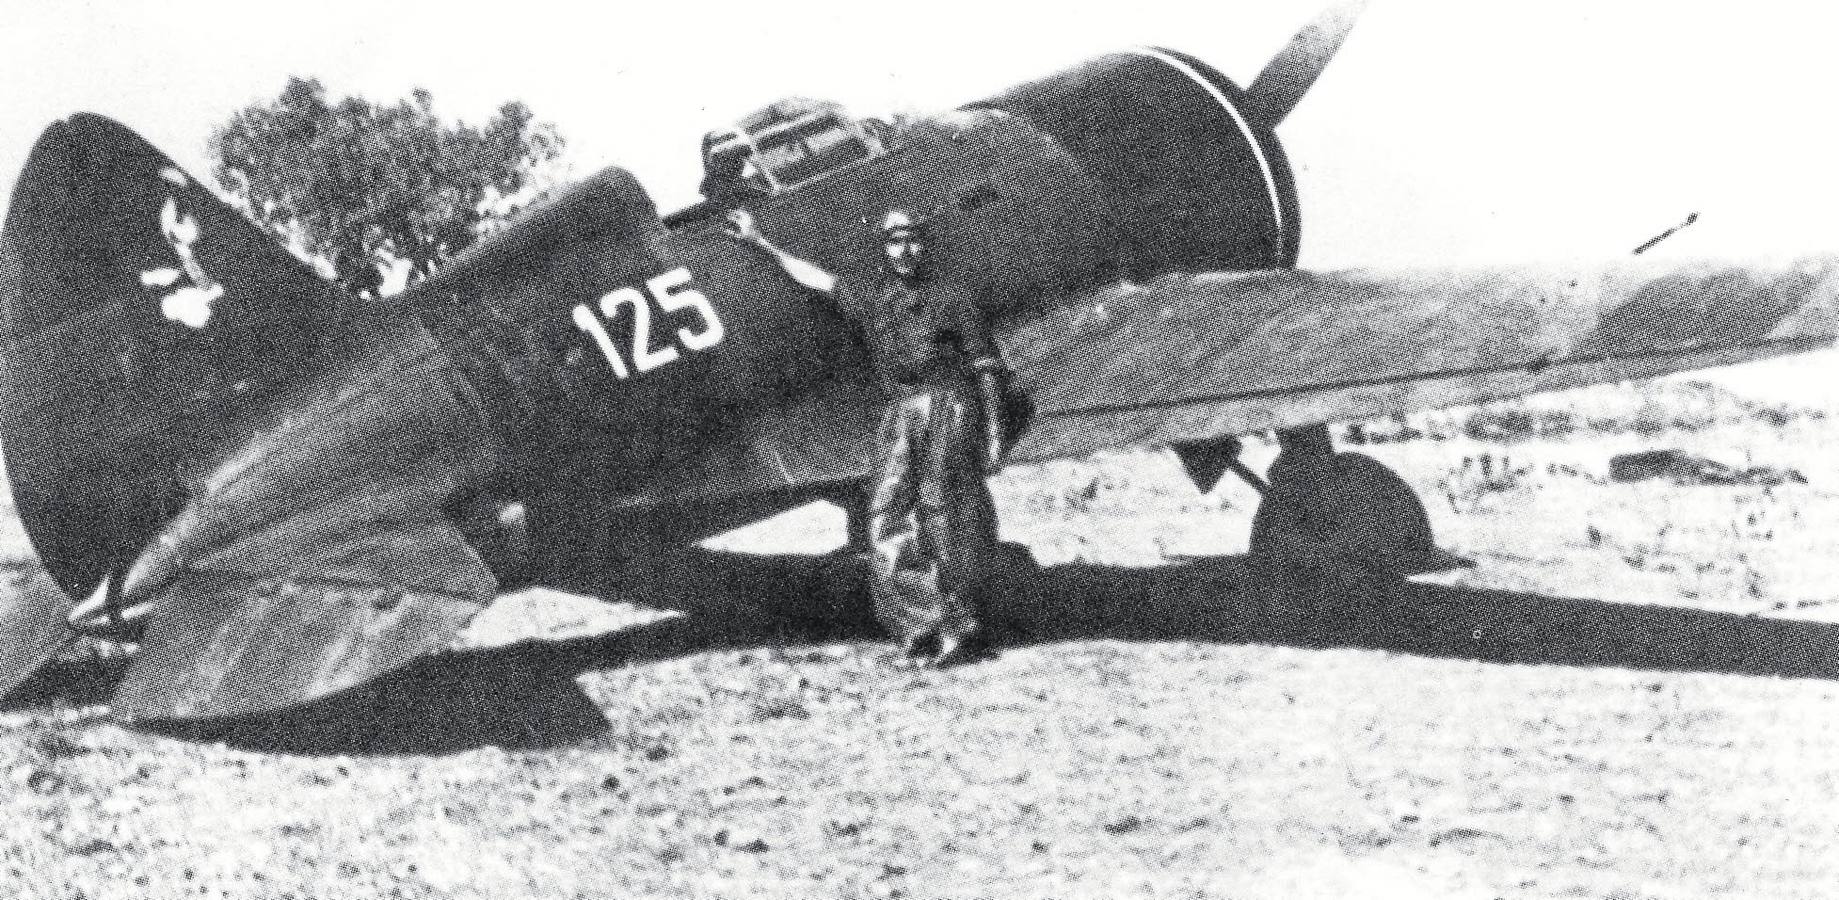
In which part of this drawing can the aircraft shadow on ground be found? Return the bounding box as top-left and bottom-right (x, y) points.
(10, 547), (1838, 755)
(129, 551), (878, 757)
(1007, 555), (1839, 680)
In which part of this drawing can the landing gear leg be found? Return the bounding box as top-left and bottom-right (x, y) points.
(813, 482), (878, 627)
(1171, 434), (1266, 496)
(831, 482), (874, 553)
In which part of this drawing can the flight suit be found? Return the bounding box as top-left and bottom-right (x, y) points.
(847, 273), (1004, 659)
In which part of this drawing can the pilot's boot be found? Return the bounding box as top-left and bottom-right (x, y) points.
(869, 525), (942, 654)
(932, 627), (978, 668)
(931, 540), (990, 668)
(872, 499), (984, 666)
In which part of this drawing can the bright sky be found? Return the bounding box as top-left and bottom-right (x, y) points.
(3, 0), (1837, 399)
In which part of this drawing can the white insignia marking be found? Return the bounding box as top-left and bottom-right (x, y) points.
(572, 266), (726, 379)
(161, 284), (224, 329)
(160, 198), (199, 245)
(139, 268), (182, 288)
(158, 166), (189, 187)
(140, 196), (223, 329)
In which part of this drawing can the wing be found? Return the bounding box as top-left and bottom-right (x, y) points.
(623, 253), (1837, 509)
(609, 374), (882, 512)
(1006, 255), (1839, 462)
(101, 320), (504, 723)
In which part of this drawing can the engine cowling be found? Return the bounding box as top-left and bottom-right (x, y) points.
(966, 47), (1300, 278)
(711, 47), (1301, 327)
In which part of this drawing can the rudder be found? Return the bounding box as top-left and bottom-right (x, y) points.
(0, 114), (347, 599)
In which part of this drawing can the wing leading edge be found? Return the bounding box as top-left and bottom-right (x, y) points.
(1006, 255), (1839, 463)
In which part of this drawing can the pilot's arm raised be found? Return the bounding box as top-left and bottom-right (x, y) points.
(724, 209), (837, 295)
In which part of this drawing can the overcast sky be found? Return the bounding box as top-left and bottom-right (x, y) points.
(4, 0), (1836, 398)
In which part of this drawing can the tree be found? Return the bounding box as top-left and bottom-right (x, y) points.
(209, 78), (565, 297)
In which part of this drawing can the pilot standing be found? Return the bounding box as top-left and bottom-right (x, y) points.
(726, 207), (1020, 666)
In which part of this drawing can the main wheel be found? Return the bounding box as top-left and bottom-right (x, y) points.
(1250, 451), (1438, 573)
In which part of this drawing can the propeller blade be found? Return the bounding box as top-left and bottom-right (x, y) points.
(1245, 0), (1370, 127)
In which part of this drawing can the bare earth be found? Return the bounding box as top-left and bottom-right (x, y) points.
(3, 377), (1838, 899)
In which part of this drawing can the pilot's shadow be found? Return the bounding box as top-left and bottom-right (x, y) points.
(74, 547), (1839, 755)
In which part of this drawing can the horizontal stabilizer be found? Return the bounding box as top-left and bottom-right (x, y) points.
(0, 568), (77, 702)
(110, 521), (494, 722)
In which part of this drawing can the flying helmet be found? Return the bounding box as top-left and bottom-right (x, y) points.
(880, 208), (928, 240)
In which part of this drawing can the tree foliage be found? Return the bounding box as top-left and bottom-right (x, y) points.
(209, 78), (564, 297)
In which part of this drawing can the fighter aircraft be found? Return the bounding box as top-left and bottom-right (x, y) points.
(1, 2), (1833, 722)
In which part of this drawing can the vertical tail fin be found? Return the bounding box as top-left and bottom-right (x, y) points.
(0, 114), (346, 599)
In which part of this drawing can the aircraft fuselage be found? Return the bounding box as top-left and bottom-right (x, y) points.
(403, 49), (1303, 570)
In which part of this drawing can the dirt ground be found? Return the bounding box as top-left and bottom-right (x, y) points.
(3, 375), (1838, 899)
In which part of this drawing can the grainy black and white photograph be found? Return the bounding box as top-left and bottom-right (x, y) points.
(2, 1), (1837, 897)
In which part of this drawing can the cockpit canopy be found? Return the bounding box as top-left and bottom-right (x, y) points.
(700, 98), (891, 201)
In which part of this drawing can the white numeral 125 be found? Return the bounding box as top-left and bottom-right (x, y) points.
(572, 266), (726, 379)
